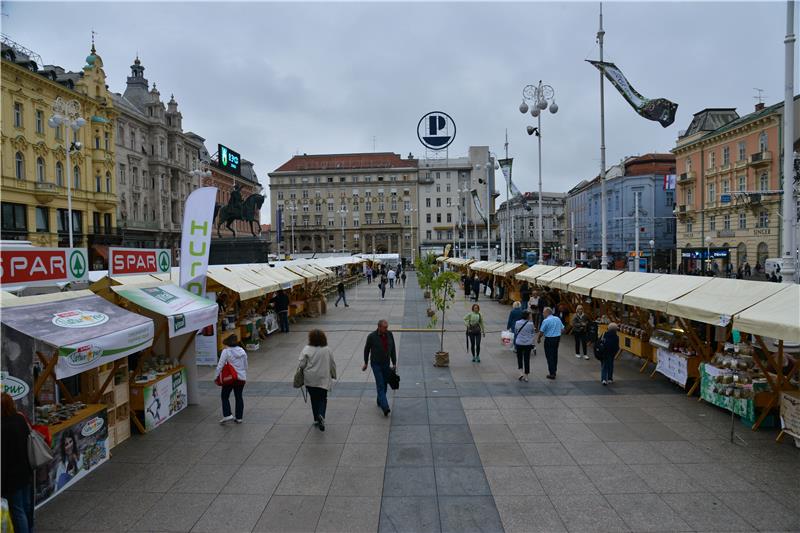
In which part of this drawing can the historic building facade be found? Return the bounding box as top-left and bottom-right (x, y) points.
(268, 153), (418, 259)
(112, 57), (207, 250)
(1, 38), (119, 267)
(673, 98), (799, 272)
(497, 191), (566, 263)
(417, 146), (497, 260)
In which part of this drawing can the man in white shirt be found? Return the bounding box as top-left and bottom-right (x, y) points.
(387, 268), (396, 288)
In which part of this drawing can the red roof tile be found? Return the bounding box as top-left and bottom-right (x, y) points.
(272, 152), (417, 173)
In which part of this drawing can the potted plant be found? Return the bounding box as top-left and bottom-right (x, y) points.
(428, 271), (460, 367)
(415, 254), (436, 299)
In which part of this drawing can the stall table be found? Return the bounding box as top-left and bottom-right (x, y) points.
(130, 365), (188, 433)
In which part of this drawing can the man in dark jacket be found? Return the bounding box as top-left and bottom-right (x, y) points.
(362, 319), (397, 416)
(471, 275), (481, 301)
(599, 323), (620, 385)
(270, 290), (290, 333)
(335, 281), (349, 307)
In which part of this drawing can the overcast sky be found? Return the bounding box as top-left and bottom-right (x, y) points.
(5, 1), (796, 222)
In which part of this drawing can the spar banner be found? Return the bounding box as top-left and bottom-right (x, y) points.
(179, 187), (217, 297)
(109, 247), (171, 277)
(0, 247), (88, 288)
(499, 158), (530, 212)
(587, 60), (678, 127)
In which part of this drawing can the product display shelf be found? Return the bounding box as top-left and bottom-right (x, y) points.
(79, 360), (130, 449)
(599, 323), (654, 370)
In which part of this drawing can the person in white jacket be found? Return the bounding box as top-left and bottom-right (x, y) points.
(298, 329), (337, 431)
(216, 335), (248, 424)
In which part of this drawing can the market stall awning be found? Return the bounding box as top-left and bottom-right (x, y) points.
(566, 269), (623, 296)
(112, 284), (217, 338)
(436, 256), (447, 263)
(480, 261), (505, 273)
(534, 266), (575, 287)
(207, 267), (265, 300)
(665, 277), (786, 326)
(468, 261), (490, 272)
(623, 275), (712, 312)
(286, 265), (321, 282)
(493, 263), (525, 278)
(1, 293), (154, 379)
(515, 264), (556, 283)
(1, 289), (97, 307)
(550, 267), (595, 291)
(733, 284), (800, 342)
(304, 264), (334, 279)
(227, 266), (281, 294)
(257, 265), (304, 288)
(590, 272), (661, 303)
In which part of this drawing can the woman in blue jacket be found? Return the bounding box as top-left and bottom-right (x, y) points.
(599, 323), (620, 385)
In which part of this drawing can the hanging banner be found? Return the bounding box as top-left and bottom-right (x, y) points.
(499, 158), (530, 211)
(471, 189), (487, 223)
(587, 60), (678, 127)
(663, 174), (677, 190)
(109, 247), (171, 277)
(276, 207), (283, 243)
(179, 187), (217, 297)
(0, 247), (88, 288)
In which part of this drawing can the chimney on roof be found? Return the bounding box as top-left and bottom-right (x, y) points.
(755, 102), (765, 112)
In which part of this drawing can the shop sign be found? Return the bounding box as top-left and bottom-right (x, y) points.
(0, 247), (88, 287)
(0, 371), (29, 400)
(64, 344), (103, 369)
(109, 247), (171, 277)
(52, 310), (109, 329)
(753, 228), (771, 236)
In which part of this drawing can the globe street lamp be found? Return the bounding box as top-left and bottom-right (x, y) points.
(705, 235), (712, 275)
(649, 239), (655, 272)
(338, 206), (348, 253)
(49, 97), (86, 248)
(520, 81), (558, 264)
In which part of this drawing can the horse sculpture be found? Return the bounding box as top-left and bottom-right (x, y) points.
(215, 192), (265, 238)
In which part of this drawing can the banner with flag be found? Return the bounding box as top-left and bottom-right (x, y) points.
(663, 174), (677, 190)
(587, 60), (678, 127)
(499, 158), (531, 211)
(179, 187), (217, 297)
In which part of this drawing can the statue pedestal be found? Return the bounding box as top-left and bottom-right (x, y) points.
(209, 236), (271, 265)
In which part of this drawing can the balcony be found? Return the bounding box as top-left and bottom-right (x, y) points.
(33, 182), (58, 204)
(93, 192), (118, 212)
(734, 159), (748, 169)
(418, 174), (434, 185)
(679, 171), (696, 183)
(749, 151), (772, 166)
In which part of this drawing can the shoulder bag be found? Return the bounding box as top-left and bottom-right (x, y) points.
(215, 361), (239, 387)
(467, 314), (482, 335)
(293, 366), (304, 388)
(27, 421), (54, 469)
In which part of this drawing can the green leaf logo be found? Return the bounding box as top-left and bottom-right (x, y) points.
(158, 251), (170, 272)
(69, 250), (86, 278)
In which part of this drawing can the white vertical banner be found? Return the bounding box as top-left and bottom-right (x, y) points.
(179, 187), (217, 296)
(195, 292), (218, 366)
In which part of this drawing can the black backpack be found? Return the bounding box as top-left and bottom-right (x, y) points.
(593, 337), (605, 361)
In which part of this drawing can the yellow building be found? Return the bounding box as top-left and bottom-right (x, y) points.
(1, 38), (118, 268)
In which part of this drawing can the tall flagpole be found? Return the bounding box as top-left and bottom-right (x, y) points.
(505, 129), (510, 262)
(782, 0), (797, 283)
(599, 2), (609, 270)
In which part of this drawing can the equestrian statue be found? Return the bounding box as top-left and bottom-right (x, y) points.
(214, 184), (265, 238)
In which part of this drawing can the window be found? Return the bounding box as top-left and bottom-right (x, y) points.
(56, 162), (64, 186)
(404, 215), (410, 225)
(130, 130), (136, 150)
(436, 184), (440, 193)
(436, 198), (441, 208)
(686, 157), (692, 172)
(426, 214), (431, 223)
(707, 182), (715, 202)
(738, 212), (747, 229)
(119, 163), (126, 184)
(302, 190), (308, 199)
(738, 175), (745, 191)
(353, 219), (359, 228)
(709, 216), (716, 231)
(686, 221), (693, 233)
(353, 202), (359, 212)
(104, 132), (110, 150)
(378, 203), (384, 212)
(315, 203), (321, 212)
(723, 214), (731, 230)
(14, 152), (24, 179)
(665, 191), (674, 206)
(446, 230), (452, 240)
(35, 207), (49, 232)
(104, 213), (112, 234)
(436, 214), (441, 223)
(759, 172), (768, 191)
(425, 198), (431, 208)
(722, 179), (729, 194)
(758, 210), (769, 228)
(93, 212), (101, 234)
(1, 203), (27, 235)
(426, 230), (432, 240)
(118, 125), (125, 144)
(365, 202), (371, 212)
(404, 200), (410, 211)
(13, 103), (22, 128)
(95, 174), (101, 192)
(340, 177), (345, 182)
(722, 146), (730, 165)
(738, 141), (746, 161)
(365, 214), (372, 224)
(391, 214), (398, 224)
(36, 157), (45, 182)
(277, 191), (284, 200)
(73, 165), (81, 189)
(436, 231), (442, 240)
(95, 136), (100, 150)
(446, 198), (451, 207)
(35, 110), (43, 134)
(708, 151), (715, 168)
(687, 186), (693, 205)
(446, 183), (451, 193)
(758, 131), (768, 152)
(446, 213), (452, 223)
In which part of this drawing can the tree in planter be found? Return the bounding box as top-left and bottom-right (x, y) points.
(415, 253), (437, 299)
(428, 271), (461, 366)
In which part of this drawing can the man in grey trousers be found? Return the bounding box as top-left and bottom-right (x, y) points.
(362, 319), (397, 416)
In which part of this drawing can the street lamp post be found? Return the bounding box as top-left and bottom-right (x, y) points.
(287, 202), (297, 256)
(49, 97), (86, 248)
(339, 206), (347, 253)
(404, 207), (417, 264)
(649, 239), (655, 272)
(705, 236), (712, 275)
(519, 81), (558, 265)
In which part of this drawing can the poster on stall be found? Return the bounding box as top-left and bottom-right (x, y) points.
(0, 324), (36, 418)
(195, 292), (218, 366)
(34, 409), (109, 507)
(143, 368), (188, 431)
(655, 348), (689, 386)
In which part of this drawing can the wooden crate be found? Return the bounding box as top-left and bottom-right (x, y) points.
(115, 417), (131, 445)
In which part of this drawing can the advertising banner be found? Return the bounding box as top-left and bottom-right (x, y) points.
(35, 409), (109, 507)
(109, 247), (172, 277)
(195, 292), (219, 365)
(113, 284), (217, 338)
(0, 247), (88, 288)
(143, 368), (188, 431)
(655, 348), (689, 386)
(179, 187), (217, 297)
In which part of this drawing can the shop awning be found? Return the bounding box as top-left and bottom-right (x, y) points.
(665, 278), (786, 326)
(493, 263), (525, 278)
(256, 265), (304, 288)
(436, 256), (447, 263)
(590, 272), (662, 303)
(286, 265), (321, 282)
(469, 261), (490, 272)
(207, 267), (265, 300)
(534, 266), (575, 287)
(623, 275), (713, 312)
(733, 284), (800, 342)
(515, 264), (556, 283)
(567, 269), (623, 296)
(481, 261), (505, 273)
(550, 268), (595, 291)
(112, 284), (217, 338)
(304, 264), (334, 279)
(1, 293), (154, 379)
(226, 266), (281, 294)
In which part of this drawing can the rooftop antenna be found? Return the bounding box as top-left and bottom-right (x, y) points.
(91, 29), (97, 52)
(754, 88), (765, 105)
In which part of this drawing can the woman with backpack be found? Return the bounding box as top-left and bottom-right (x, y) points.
(596, 323), (620, 385)
(514, 310), (536, 382)
(216, 335), (248, 424)
(463, 303), (485, 362)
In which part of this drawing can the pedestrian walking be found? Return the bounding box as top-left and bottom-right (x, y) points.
(335, 281), (349, 307)
(463, 274), (471, 299)
(530, 291), (541, 326)
(520, 283), (530, 309)
(571, 305), (590, 360)
(270, 289), (291, 333)
(216, 335), (248, 424)
(362, 319), (397, 416)
(464, 303), (486, 362)
(379, 274), (387, 300)
(514, 310), (536, 382)
(471, 275), (481, 301)
(400, 271), (407, 287)
(388, 268), (396, 288)
(2, 393), (33, 533)
(507, 301), (524, 332)
(299, 329), (337, 431)
(366, 266), (373, 284)
(744, 262), (751, 277)
(537, 307), (564, 380)
(598, 322), (620, 385)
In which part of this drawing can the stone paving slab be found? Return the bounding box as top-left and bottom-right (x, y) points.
(35, 273), (800, 533)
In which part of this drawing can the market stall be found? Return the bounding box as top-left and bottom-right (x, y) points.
(549, 267), (595, 312)
(515, 264), (556, 285)
(0, 291), (154, 506)
(492, 263), (525, 302)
